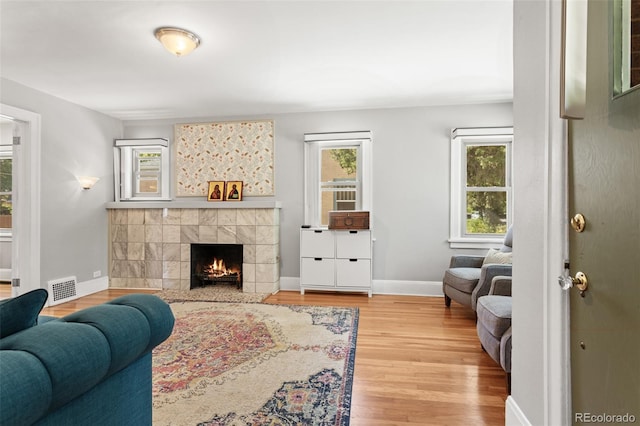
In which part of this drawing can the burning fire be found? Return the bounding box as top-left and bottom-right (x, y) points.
(202, 258), (238, 277)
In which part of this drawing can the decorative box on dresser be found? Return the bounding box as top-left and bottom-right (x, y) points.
(300, 228), (372, 297)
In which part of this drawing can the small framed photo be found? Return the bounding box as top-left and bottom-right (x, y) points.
(225, 181), (243, 201)
(207, 181), (225, 201)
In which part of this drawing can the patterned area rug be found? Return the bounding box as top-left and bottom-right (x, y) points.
(152, 302), (358, 425)
(157, 284), (269, 304)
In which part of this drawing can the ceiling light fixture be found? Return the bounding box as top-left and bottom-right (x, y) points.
(154, 27), (200, 57)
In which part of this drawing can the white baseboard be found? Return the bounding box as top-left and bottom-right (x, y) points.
(0, 268), (11, 282)
(78, 276), (109, 298)
(506, 396), (532, 426)
(279, 277), (443, 297)
(373, 279), (443, 297)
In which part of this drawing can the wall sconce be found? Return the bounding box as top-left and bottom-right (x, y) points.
(154, 27), (201, 57)
(78, 176), (100, 190)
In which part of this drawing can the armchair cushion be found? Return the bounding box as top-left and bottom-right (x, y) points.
(442, 268), (481, 294)
(476, 295), (512, 338)
(482, 249), (513, 265)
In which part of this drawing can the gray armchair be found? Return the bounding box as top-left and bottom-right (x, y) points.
(476, 275), (513, 393)
(442, 225), (513, 311)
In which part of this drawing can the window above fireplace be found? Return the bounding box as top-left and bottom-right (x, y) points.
(114, 138), (171, 201)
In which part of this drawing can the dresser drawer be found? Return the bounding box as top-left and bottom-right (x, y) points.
(336, 258), (371, 288)
(300, 229), (335, 258)
(336, 230), (371, 259)
(300, 257), (335, 287)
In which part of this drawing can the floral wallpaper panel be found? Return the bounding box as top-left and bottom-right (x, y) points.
(175, 120), (274, 197)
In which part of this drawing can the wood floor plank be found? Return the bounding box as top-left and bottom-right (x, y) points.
(0, 285), (507, 425)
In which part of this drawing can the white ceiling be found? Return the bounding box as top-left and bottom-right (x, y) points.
(0, 0), (513, 121)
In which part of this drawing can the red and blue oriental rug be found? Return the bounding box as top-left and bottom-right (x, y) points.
(152, 302), (358, 425)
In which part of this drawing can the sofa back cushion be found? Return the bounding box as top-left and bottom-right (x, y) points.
(0, 288), (48, 338)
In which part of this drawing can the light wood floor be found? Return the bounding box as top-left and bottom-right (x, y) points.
(1, 286), (507, 425)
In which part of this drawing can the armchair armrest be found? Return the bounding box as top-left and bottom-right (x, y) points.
(471, 263), (512, 311)
(449, 255), (485, 268)
(489, 275), (512, 296)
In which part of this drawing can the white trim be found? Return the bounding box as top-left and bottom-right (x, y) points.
(304, 131), (372, 142)
(78, 276), (109, 298)
(449, 127), (513, 249)
(372, 280), (443, 297)
(303, 134), (372, 228)
(447, 237), (504, 250)
(0, 268), (11, 282)
(544, 0), (572, 423)
(0, 104), (41, 297)
(506, 396), (533, 426)
(279, 276), (443, 297)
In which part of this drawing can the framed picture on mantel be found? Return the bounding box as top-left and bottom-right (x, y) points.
(226, 181), (243, 201)
(207, 181), (225, 201)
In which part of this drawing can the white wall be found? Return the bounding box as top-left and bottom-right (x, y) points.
(124, 103), (512, 289)
(0, 78), (122, 290)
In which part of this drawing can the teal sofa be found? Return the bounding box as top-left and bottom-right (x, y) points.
(0, 291), (174, 425)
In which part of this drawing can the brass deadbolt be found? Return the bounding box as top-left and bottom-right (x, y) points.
(570, 213), (586, 232)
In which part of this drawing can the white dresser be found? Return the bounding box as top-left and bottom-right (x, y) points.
(300, 228), (372, 296)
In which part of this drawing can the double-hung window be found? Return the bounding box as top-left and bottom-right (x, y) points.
(449, 127), (513, 248)
(114, 138), (170, 201)
(304, 131), (372, 228)
(0, 145), (12, 239)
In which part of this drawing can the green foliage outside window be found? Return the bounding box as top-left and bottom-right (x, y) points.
(329, 148), (357, 176)
(466, 145), (507, 234)
(0, 158), (12, 216)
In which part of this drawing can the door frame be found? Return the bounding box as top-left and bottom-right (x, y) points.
(0, 103), (41, 296)
(509, 0), (572, 424)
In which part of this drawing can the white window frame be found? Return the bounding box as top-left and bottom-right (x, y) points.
(0, 145), (12, 240)
(304, 131), (372, 228)
(449, 127), (513, 249)
(114, 138), (171, 201)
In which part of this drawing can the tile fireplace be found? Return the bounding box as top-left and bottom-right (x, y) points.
(107, 203), (280, 293)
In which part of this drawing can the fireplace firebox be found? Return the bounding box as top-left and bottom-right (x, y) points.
(190, 244), (243, 289)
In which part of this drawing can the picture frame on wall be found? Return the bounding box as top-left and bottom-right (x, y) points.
(207, 181), (225, 201)
(226, 181), (243, 201)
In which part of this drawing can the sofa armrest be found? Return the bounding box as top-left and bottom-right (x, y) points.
(489, 276), (512, 296)
(471, 263), (512, 311)
(0, 294), (174, 426)
(449, 255), (485, 268)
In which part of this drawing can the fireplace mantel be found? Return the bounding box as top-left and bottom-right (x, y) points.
(105, 200), (281, 209)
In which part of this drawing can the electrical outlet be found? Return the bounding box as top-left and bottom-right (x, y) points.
(93, 270), (101, 278)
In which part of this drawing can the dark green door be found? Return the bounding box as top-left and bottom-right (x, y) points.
(568, 1), (640, 423)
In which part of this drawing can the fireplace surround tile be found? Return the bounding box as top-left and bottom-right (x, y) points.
(145, 225), (163, 243)
(237, 208), (256, 225)
(145, 209), (162, 225)
(108, 206), (280, 293)
(181, 209), (199, 225)
(162, 225), (181, 243)
(218, 226), (237, 243)
(218, 209), (237, 225)
(198, 225), (218, 241)
(237, 226), (257, 244)
(127, 225), (145, 243)
(198, 209), (218, 225)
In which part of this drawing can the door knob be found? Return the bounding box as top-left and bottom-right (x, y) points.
(558, 271), (589, 297)
(570, 213), (586, 232)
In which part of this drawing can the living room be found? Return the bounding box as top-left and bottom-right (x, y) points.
(1, 1), (639, 425)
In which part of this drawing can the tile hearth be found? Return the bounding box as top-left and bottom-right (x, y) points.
(107, 207), (280, 293)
